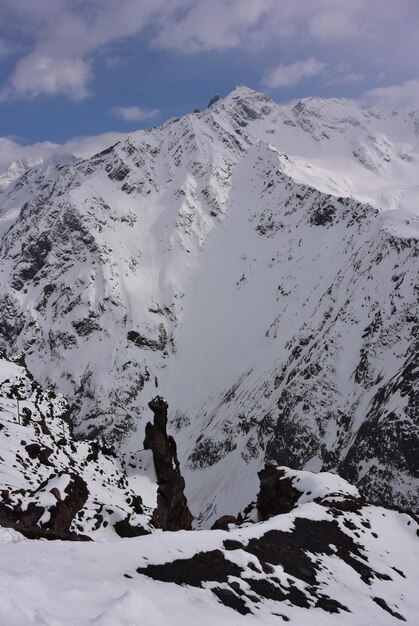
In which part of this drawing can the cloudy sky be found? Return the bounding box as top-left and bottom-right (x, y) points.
(0, 0), (418, 171)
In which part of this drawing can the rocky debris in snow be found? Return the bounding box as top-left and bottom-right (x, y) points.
(0, 353), (154, 539)
(136, 477), (418, 620)
(144, 396), (192, 530)
(0, 485), (417, 624)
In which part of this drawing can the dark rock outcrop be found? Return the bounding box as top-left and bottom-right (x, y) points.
(25, 443), (53, 465)
(113, 515), (150, 538)
(0, 472), (89, 538)
(211, 515), (238, 530)
(257, 464), (302, 520)
(45, 473), (89, 533)
(136, 516), (386, 616)
(143, 396), (193, 531)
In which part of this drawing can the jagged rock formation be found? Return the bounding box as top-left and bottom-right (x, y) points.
(144, 396), (192, 530)
(0, 472), (90, 540)
(0, 86), (418, 522)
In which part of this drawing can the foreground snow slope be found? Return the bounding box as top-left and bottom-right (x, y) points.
(0, 86), (418, 522)
(0, 487), (418, 625)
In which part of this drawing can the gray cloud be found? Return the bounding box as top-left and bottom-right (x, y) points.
(263, 58), (325, 88)
(364, 78), (419, 109)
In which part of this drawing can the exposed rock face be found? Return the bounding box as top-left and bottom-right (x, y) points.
(0, 472), (88, 539)
(257, 464), (302, 519)
(113, 515), (150, 538)
(236, 465), (364, 524)
(144, 396), (192, 530)
(46, 473), (89, 532)
(136, 492), (419, 620)
(134, 467), (418, 619)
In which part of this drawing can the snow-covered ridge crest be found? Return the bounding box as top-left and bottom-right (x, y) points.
(0, 85), (418, 523)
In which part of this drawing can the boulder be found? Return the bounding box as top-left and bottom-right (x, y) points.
(211, 515), (238, 531)
(257, 464), (302, 520)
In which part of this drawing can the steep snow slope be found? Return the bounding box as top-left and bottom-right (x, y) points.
(166, 141), (419, 523)
(0, 154), (78, 242)
(0, 86), (418, 523)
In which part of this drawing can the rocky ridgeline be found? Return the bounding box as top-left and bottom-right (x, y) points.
(0, 352), (154, 539)
(137, 463), (419, 621)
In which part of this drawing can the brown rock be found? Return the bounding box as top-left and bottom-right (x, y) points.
(46, 473), (89, 532)
(144, 396), (193, 531)
(211, 515), (238, 530)
(257, 464), (302, 520)
(114, 516), (150, 538)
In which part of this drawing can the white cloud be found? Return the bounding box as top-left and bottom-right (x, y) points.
(0, 0), (168, 100)
(63, 131), (132, 159)
(4, 54), (91, 100)
(111, 106), (159, 122)
(152, 0), (275, 52)
(364, 78), (419, 109)
(326, 70), (365, 86)
(263, 58), (325, 88)
(0, 131), (132, 175)
(0, 136), (58, 173)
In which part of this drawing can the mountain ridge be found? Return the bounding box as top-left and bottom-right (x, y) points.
(0, 86), (418, 524)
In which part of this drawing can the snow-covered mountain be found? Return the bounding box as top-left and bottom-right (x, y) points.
(0, 85), (418, 524)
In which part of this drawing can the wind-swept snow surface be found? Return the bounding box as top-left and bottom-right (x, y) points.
(0, 86), (418, 523)
(0, 491), (418, 625)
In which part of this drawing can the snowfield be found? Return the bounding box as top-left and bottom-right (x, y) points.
(0, 499), (418, 625)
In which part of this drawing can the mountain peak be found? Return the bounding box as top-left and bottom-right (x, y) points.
(224, 83), (272, 103)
